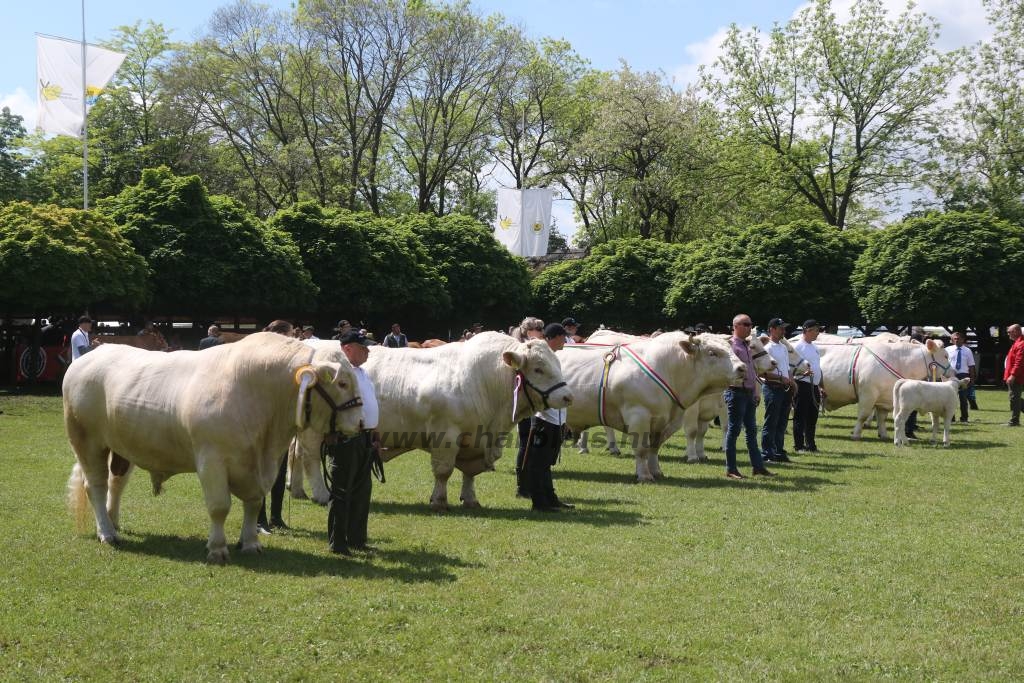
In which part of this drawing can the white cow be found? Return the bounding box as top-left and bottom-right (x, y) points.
(575, 331), (778, 464)
(63, 333), (363, 563)
(893, 377), (971, 447)
(816, 337), (956, 440)
(559, 332), (745, 482)
(683, 337), (812, 463)
(355, 332), (573, 511)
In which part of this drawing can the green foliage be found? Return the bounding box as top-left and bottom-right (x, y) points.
(391, 212), (531, 330)
(665, 221), (865, 328)
(0, 202), (148, 313)
(0, 107), (30, 203)
(851, 211), (1024, 326)
(97, 167), (315, 315)
(531, 237), (684, 332)
(267, 202), (450, 328)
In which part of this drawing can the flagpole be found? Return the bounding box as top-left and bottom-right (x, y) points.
(81, 0), (88, 210)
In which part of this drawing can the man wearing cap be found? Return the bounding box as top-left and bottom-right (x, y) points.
(792, 319), (824, 453)
(523, 323), (575, 511)
(70, 316), (95, 362)
(327, 330), (381, 554)
(331, 320), (352, 341)
(561, 318), (581, 344)
(301, 325), (319, 341)
(761, 318), (795, 463)
(723, 314), (774, 480)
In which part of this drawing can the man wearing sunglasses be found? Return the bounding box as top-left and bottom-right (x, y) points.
(723, 314), (775, 480)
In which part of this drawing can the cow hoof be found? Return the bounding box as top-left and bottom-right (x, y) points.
(608, 448), (622, 457)
(461, 499), (481, 509)
(429, 500), (449, 512)
(98, 533), (122, 546)
(636, 476), (656, 484)
(206, 547), (230, 564)
(290, 489), (309, 500)
(850, 434), (862, 441)
(240, 542), (263, 555)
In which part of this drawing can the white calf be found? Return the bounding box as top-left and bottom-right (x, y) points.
(893, 378), (970, 447)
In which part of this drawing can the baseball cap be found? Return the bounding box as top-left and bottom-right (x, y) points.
(801, 319), (821, 330)
(339, 330), (371, 346)
(768, 318), (787, 328)
(543, 323), (567, 339)
(561, 317), (579, 327)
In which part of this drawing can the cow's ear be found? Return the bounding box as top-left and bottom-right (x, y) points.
(679, 337), (697, 355)
(318, 362), (340, 384)
(925, 338), (940, 352)
(502, 350), (525, 369)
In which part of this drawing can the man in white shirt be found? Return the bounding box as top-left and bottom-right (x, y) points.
(524, 323), (574, 512)
(327, 330), (381, 555)
(947, 331), (976, 422)
(561, 317), (581, 344)
(761, 318), (796, 463)
(69, 316), (94, 362)
(792, 319), (824, 453)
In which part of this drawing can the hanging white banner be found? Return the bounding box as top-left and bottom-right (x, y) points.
(494, 188), (523, 256)
(520, 188), (553, 258)
(36, 34), (126, 138)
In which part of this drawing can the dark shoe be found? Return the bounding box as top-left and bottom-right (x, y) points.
(807, 446), (819, 453)
(752, 468), (776, 477)
(1005, 422), (1020, 427)
(330, 545), (351, 556)
(532, 505), (561, 512)
(725, 470), (744, 480)
(969, 403), (979, 410)
(269, 518), (289, 530)
(552, 499), (575, 510)
(958, 418), (968, 423)
(770, 454), (792, 463)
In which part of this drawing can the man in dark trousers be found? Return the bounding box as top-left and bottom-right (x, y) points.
(328, 330), (380, 554)
(524, 323), (574, 512)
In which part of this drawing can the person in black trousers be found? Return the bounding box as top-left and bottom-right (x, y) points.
(258, 319), (296, 533)
(792, 319), (824, 453)
(511, 317), (546, 498)
(523, 323), (574, 512)
(328, 330), (380, 554)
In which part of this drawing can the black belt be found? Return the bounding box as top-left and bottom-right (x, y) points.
(728, 386), (753, 393)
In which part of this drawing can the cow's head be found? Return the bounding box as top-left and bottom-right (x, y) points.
(660, 332), (745, 407)
(924, 338), (956, 380)
(780, 337), (812, 378)
(503, 339), (574, 413)
(294, 355), (363, 437)
(745, 334), (778, 374)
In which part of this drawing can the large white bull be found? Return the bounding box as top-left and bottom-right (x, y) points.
(357, 332), (573, 510)
(560, 332), (745, 482)
(63, 333), (363, 563)
(576, 331), (780, 466)
(816, 336), (955, 440)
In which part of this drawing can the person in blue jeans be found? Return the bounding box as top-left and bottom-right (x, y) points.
(761, 318), (796, 463)
(724, 314), (775, 480)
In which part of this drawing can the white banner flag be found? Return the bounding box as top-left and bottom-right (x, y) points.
(493, 187), (553, 257)
(494, 188), (523, 255)
(36, 35), (126, 138)
(520, 188), (553, 258)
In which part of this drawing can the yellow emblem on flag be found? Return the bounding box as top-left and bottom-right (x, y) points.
(532, 221), (543, 233)
(499, 215), (513, 230)
(40, 81), (62, 101)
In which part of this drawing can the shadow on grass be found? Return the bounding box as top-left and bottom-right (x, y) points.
(557, 466), (841, 493)
(370, 500), (645, 527)
(115, 532), (474, 583)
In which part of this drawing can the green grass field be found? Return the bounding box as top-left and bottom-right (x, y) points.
(1, 388), (1022, 681)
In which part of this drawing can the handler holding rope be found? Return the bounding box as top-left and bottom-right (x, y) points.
(327, 330), (382, 555)
(761, 318), (796, 464)
(792, 319), (825, 454)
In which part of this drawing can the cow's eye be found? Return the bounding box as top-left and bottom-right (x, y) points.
(534, 368), (544, 374)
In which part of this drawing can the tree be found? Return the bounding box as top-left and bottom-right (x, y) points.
(392, 212), (531, 330)
(928, 0), (1024, 223)
(665, 221), (865, 328)
(851, 211), (1024, 327)
(0, 108), (30, 203)
(0, 202), (148, 313)
(531, 237), (684, 332)
(267, 202), (450, 330)
(97, 167), (315, 316)
(704, 0), (957, 229)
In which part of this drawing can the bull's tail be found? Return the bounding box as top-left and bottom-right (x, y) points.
(67, 463), (90, 532)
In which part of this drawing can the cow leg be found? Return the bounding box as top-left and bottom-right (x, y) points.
(851, 399), (876, 440)
(893, 406), (907, 447)
(606, 427), (621, 456)
(83, 455), (121, 544)
(576, 431), (589, 454)
(692, 420), (712, 463)
(930, 412), (940, 446)
(459, 473), (480, 509)
(195, 456), (233, 563)
(287, 438), (308, 500)
(942, 412), (952, 447)
(106, 459), (135, 530)
(237, 497), (263, 554)
(875, 407), (890, 440)
(429, 442), (458, 511)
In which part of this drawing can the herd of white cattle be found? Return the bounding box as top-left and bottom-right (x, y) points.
(61, 328), (963, 562)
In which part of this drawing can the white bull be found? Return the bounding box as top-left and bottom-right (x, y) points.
(893, 377), (971, 447)
(356, 332), (573, 511)
(817, 337), (955, 440)
(575, 331), (779, 465)
(63, 333), (363, 563)
(559, 332), (745, 482)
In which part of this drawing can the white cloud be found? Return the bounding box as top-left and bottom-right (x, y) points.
(0, 88), (35, 126)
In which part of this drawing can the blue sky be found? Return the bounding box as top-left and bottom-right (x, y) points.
(1, 0), (990, 233)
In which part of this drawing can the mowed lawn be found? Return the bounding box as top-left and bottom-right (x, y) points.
(1, 388), (1023, 681)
